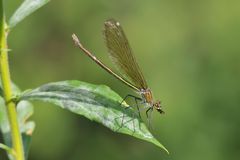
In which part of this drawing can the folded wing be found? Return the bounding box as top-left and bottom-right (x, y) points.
(103, 19), (148, 90)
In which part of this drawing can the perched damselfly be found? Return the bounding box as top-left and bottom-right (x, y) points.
(72, 19), (164, 118)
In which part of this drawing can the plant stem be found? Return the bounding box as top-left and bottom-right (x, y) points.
(0, 1), (25, 160)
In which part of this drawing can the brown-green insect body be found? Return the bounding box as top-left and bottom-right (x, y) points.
(72, 18), (164, 114)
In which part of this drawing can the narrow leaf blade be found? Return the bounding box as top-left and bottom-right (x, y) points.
(0, 99), (35, 159)
(20, 80), (168, 152)
(8, 0), (50, 28)
(0, 81), (35, 159)
(0, 143), (14, 155)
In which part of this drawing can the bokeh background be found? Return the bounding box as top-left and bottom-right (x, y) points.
(1, 0), (240, 159)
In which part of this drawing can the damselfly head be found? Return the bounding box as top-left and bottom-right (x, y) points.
(154, 101), (164, 114)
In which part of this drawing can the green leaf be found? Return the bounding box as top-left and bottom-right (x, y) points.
(0, 82), (35, 159)
(19, 80), (168, 152)
(0, 99), (35, 159)
(8, 0), (50, 28)
(0, 143), (15, 156)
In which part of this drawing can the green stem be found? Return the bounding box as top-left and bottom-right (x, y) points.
(0, 1), (25, 160)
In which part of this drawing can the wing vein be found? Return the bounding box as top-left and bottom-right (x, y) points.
(103, 19), (148, 89)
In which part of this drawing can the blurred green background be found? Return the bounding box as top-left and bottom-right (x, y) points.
(1, 0), (240, 159)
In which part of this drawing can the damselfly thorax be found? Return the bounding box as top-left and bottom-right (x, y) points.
(140, 88), (164, 114)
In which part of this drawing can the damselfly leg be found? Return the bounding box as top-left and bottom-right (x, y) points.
(146, 107), (154, 130)
(114, 94), (142, 132)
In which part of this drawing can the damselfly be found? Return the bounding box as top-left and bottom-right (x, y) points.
(72, 19), (164, 119)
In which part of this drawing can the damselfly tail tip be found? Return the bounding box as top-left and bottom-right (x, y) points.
(72, 33), (82, 47)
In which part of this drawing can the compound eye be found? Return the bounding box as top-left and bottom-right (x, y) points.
(154, 101), (161, 107)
